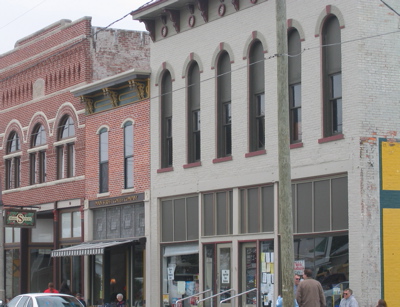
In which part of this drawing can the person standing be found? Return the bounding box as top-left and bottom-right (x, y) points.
(376, 299), (387, 307)
(44, 282), (59, 293)
(296, 269), (326, 307)
(294, 274), (301, 294)
(116, 293), (125, 307)
(339, 289), (359, 307)
(76, 293), (87, 307)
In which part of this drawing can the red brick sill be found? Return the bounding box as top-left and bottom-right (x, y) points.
(290, 142), (303, 149)
(318, 134), (344, 144)
(183, 161), (202, 169)
(212, 156), (233, 164)
(157, 167), (174, 173)
(245, 149), (266, 158)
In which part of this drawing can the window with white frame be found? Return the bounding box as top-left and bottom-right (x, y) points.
(57, 116), (75, 179)
(5, 131), (21, 190)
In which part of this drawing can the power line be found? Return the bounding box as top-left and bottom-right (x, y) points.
(0, 0), (48, 31)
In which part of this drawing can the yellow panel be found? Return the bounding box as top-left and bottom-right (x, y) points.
(383, 209), (400, 306)
(381, 142), (400, 190)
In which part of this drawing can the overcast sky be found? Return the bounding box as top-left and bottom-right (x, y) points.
(0, 0), (150, 55)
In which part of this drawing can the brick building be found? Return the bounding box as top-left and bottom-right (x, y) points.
(0, 17), (150, 299)
(130, 1), (400, 307)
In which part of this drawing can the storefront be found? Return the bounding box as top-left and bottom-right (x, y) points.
(52, 193), (146, 307)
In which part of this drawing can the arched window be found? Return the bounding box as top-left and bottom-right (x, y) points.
(161, 71), (173, 168)
(57, 115), (75, 179)
(5, 131), (21, 189)
(124, 122), (134, 189)
(322, 15), (342, 137)
(30, 124), (47, 184)
(187, 61), (201, 163)
(288, 29), (302, 143)
(248, 40), (265, 152)
(99, 128), (109, 193)
(217, 51), (232, 158)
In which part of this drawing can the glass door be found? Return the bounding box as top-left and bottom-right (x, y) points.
(217, 243), (232, 306)
(241, 243), (257, 307)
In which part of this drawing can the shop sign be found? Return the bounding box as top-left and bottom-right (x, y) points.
(89, 192), (144, 208)
(221, 269), (230, 283)
(294, 260), (305, 275)
(5, 209), (36, 228)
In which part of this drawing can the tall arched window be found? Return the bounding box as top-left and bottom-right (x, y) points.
(322, 15), (342, 137)
(30, 124), (47, 184)
(187, 62), (201, 163)
(5, 131), (21, 189)
(124, 122), (134, 189)
(99, 128), (109, 193)
(217, 51), (232, 158)
(249, 40), (265, 152)
(57, 115), (75, 179)
(161, 71), (173, 168)
(288, 29), (302, 143)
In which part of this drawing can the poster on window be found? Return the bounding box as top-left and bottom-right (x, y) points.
(294, 260), (305, 275)
(221, 270), (230, 283)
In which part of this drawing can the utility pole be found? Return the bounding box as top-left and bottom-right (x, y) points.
(0, 176), (5, 302)
(275, 0), (295, 306)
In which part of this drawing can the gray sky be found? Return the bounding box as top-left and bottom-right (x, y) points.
(0, 0), (149, 55)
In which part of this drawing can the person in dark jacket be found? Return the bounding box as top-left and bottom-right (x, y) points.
(76, 293), (87, 307)
(59, 281), (72, 295)
(116, 294), (125, 307)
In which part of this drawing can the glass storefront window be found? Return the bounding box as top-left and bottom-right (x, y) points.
(162, 252), (199, 307)
(294, 234), (348, 307)
(5, 249), (20, 299)
(5, 227), (20, 243)
(92, 255), (103, 305)
(30, 248), (53, 292)
(61, 211), (81, 238)
(31, 219), (53, 243)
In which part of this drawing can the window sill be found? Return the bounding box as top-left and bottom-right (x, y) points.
(97, 192), (110, 198)
(245, 149), (266, 158)
(290, 142), (303, 149)
(121, 188), (135, 194)
(212, 156), (233, 164)
(157, 167), (174, 173)
(318, 134), (344, 144)
(183, 161), (202, 169)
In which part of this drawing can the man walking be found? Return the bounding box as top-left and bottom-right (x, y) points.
(296, 269), (326, 307)
(339, 289), (359, 307)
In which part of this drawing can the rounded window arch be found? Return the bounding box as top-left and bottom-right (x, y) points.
(58, 115), (75, 140)
(31, 124), (47, 147)
(7, 131), (20, 154)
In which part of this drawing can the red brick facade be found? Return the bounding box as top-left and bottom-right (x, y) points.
(0, 16), (150, 296)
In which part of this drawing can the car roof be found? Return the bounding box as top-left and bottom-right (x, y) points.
(16, 294), (74, 297)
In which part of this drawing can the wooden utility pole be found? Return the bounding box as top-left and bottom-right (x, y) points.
(0, 176), (5, 302)
(276, 0), (295, 306)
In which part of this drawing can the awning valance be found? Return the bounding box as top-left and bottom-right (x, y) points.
(51, 238), (144, 257)
(163, 243), (199, 257)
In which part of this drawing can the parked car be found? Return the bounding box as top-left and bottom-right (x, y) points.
(7, 293), (83, 307)
(324, 281), (349, 307)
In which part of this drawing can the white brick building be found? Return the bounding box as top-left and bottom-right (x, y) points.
(131, 1), (400, 306)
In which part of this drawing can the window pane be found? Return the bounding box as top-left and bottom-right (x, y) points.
(161, 200), (174, 242)
(248, 188), (259, 233)
(262, 186), (274, 232)
(216, 192), (227, 235)
(124, 122), (134, 157)
(314, 180), (330, 232)
(61, 213), (72, 238)
(186, 196), (199, 240)
(174, 199), (186, 241)
(332, 177), (348, 230)
(73, 211), (81, 237)
(297, 183), (313, 233)
(125, 157), (134, 189)
(100, 130), (108, 162)
(203, 194), (214, 236)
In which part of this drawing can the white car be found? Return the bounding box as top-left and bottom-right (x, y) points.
(7, 293), (84, 307)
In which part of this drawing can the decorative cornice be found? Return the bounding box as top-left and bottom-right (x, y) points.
(196, 0), (208, 22)
(164, 9), (180, 33)
(139, 19), (155, 42)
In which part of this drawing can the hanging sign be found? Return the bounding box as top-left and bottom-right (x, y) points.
(4, 209), (36, 228)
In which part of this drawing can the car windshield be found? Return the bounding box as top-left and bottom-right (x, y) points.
(36, 296), (82, 307)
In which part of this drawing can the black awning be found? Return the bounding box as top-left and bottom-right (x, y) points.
(51, 238), (144, 257)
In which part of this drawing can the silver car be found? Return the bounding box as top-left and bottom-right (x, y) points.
(7, 293), (83, 307)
